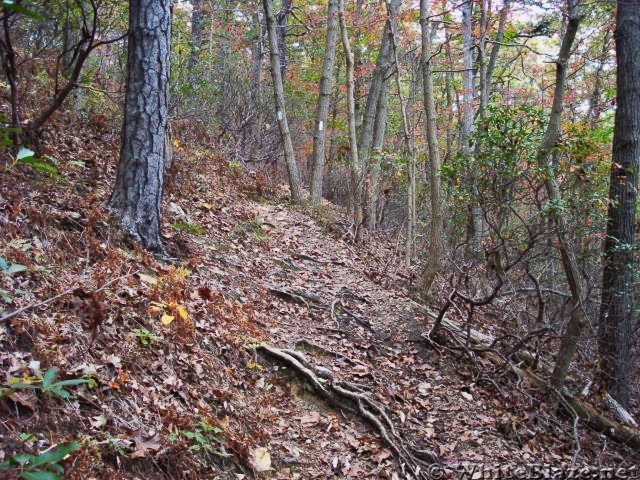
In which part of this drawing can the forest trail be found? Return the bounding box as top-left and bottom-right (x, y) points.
(0, 143), (628, 479)
(190, 197), (591, 478)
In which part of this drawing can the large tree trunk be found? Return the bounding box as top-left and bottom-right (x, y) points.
(263, 0), (303, 202)
(419, 0), (443, 296)
(109, 0), (172, 255)
(309, 0), (339, 204)
(534, 0), (585, 391)
(338, 0), (362, 236)
(598, 0), (640, 409)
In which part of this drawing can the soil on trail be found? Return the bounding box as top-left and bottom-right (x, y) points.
(0, 132), (637, 480)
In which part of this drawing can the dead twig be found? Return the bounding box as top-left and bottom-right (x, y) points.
(0, 271), (135, 324)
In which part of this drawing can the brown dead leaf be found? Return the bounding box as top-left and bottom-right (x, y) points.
(130, 430), (162, 458)
(371, 448), (392, 463)
(8, 390), (38, 411)
(298, 411), (321, 427)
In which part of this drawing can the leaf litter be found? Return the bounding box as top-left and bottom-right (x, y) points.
(0, 123), (637, 479)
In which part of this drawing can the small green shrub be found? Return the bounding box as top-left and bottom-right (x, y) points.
(0, 441), (81, 480)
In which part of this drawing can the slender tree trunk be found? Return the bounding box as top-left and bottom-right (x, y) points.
(534, 0), (585, 391)
(309, 0), (339, 204)
(263, 0), (303, 202)
(587, 29), (613, 129)
(419, 0), (443, 296)
(486, 0), (510, 98)
(461, 0), (483, 253)
(250, 5), (264, 152)
(276, 0), (291, 81)
(360, 0), (400, 235)
(598, 0), (640, 409)
(1, 12), (20, 143)
(365, 81), (389, 233)
(187, 0), (204, 83)
(388, 13), (417, 265)
(109, 0), (172, 254)
(338, 0), (362, 236)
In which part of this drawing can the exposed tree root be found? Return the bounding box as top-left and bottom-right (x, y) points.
(427, 317), (640, 450)
(252, 343), (439, 478)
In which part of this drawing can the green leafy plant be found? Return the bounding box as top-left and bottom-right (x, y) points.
(171, 222), (206, 235)
(4, 368), (89, 400)
(0, 442), (80, 480)
(0, 256), (27, 275)
(130, 328), (161, 345)
(8, 148), (60, 178)
(169, 420), (230, 463)
(234, 216), (268, 243)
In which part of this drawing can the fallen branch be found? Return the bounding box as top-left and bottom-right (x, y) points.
(253, 343), (438, 478)
(427, 317), (640, 450)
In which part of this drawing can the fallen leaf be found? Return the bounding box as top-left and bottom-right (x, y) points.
(138, 274), (157, 285)
(130, 430), (162, 458)
(371, 448), (392, 463)
(176, 306), (188, 321)
(8, 391), (38, 411)
(250, 447), (271, 472)
(161, 314), (175, 325)
(461, 391), (474, 401)
(90, 414), (108, 428)
(299, 411), (321, 427)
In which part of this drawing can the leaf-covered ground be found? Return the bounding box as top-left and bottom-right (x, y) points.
(0, 123), (638, 479)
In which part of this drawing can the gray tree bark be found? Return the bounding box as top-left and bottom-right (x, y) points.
(187, 0), (204, 83)
(598, 0), (640, 409)
(338, 0), (363, 235)
(461, 0), (483, 253)
(419, 0), (443, 296)
(360, 0), (400, 234)
(309, 0), (339, 204)
(263, 0), (303, 202)
(276, 0), (292, 80)
(109, 0), (172, 254)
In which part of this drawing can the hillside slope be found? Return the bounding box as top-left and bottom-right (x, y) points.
(0, 125), (637, 479)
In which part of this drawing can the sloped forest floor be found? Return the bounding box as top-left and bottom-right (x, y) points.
(1, 121), (638, 479)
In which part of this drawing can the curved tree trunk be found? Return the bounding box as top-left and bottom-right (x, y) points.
(534, 0), (585, 391)
(309, 0), (339, 204)
(263, 0), (303, 202)
(598, 0), (640, 409)
(109, 0), (172, 255)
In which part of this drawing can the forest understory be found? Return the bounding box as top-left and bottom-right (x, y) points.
(0, 118), (639, 480)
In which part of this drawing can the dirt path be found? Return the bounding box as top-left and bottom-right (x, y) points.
(205, 201), (584, 478)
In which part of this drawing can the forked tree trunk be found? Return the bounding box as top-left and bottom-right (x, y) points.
(309, 0), (339, 204)
(598, 0), (640, 409)
(338, 0), (362, 235)
(263, 0), (303, 202)
(361, 0), (400, 234)
(109, 0), (172, 254)
(534, 0), (584, 391)
(419, 0), (443, 296)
